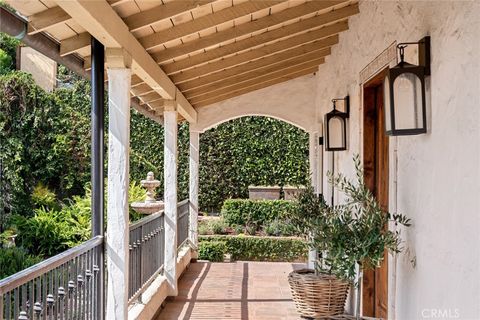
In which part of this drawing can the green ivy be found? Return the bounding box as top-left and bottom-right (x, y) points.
(199, 235), (307, 262)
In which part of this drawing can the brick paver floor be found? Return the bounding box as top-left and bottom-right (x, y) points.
(156, 261), (305, 320)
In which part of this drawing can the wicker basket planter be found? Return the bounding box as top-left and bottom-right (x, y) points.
(288, 269), (350, 319)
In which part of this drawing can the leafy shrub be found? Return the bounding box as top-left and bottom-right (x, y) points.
(198, 241), (226, 262)
(199, 235), (307, 262)
(198, 221), (210, 235)
(0, 246), (42, 279)
(221, 199), (295, 231)
(208, 218), (228, 235)
(265, 219), (296, 237)
(31, 183), (59, 211)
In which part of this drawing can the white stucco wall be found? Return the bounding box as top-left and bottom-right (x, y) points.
(190, 73), (319, 133)
(315, 1), (480, 319)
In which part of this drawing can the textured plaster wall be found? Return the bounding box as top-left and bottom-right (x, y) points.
(190, 73), (319, 133)
(315, 1), (480, 319)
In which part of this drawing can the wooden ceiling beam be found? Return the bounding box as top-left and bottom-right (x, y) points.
(61, 0), (213, 56)
(152, 1), (345, 63)
(130, 83), (154, 97)
(177, 46), (331, 91)
(139, 92), (163, 104)
(60, 33), (91, 56)
(125, 0), (215, 32)
(56, 0), (197, 123)
(27, 6), (71, 35)
(140, 0), (285, 51)
(193, 67), (318, 108)
(186, 56), (326, 101)
(160, 4), (358, 73)
(173, 32), (339, 83)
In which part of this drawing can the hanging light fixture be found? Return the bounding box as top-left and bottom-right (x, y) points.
(384, 36), (431, 136)
(324, 96), (349, 151)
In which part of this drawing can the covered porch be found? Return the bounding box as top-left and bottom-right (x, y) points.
(0, 0), (479, 319)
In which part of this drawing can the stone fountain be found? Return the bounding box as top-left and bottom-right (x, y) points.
(131, 172), (164, 215)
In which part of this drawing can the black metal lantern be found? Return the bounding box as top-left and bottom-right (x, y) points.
(384, 36), (431, 136)
(324, 96), (350, 151)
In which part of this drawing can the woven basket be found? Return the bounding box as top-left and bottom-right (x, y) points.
(288, 269), (350, 319)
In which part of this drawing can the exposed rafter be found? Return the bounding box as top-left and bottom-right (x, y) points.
(56, 0), (197, 123)
(177, 46), (331, 91)
(151, 1), (345, 63)
(188, 58), (325, 104)
(139, 0), (286, 51)
(194, 67), (318, 108)
(27, 6), (71, 35)
(173, 33), (339, 83)
(165, 22), (345, 78)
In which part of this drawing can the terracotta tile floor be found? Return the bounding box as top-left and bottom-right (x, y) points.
(156, 261), (305, 320)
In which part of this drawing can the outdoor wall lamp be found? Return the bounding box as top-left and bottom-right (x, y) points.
(384, 36), (431, 136)
(324, 96), (350, 151)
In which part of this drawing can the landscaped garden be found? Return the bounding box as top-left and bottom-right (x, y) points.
(0, 29), (310, 279)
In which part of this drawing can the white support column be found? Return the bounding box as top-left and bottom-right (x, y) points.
(105, 48), (131, 320)
(164, 100), (178, 296)
(308, 131), (319, 270)
(189, 130), (200, 249)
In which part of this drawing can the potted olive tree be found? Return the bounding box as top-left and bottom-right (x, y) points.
(288, 155), (410, 319)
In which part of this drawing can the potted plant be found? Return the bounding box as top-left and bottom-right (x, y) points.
(288, 155), (411, 319)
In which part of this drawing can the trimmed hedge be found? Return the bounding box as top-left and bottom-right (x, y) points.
(199, 235), (307, 262)
(221, 199), (295, 229)
(198, 241), (227, 262)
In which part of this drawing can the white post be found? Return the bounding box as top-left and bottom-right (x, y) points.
(189, 130), (200, 249)
(164, 101), (178, 296)
(105, 48), (131, 320)
(308, 131), (319, 270)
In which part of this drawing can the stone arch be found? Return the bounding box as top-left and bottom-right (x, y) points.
(190, 74), (319, 133)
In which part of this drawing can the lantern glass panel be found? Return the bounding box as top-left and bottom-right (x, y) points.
(393, 72), (423, 130)
(383, 75), (391, 132)
(328, 116), (345, 149)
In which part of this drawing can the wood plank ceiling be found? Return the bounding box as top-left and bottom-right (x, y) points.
(6, 0), (359, 122)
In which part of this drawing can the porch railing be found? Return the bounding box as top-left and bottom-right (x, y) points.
(128, 211), (165, 304)
(177, 200), (189, 249)
(0, 236), (103, 320)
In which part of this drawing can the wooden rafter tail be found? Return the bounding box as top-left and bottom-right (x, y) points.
(177, 46), (331, 92)
(60, 33), (91, 57)
(193, 67), (318, 108)
(27, 6), (71, 35)
(152, 0), (348, 63)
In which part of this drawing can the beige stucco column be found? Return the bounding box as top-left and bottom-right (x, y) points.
(189, 130), (200, 249)
(105, 48), (131, 320)
(163, 100), (178, 296)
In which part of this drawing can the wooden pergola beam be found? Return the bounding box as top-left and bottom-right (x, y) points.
(152, 1), (345, 63)
(186, 56), (326, 101)
(173, 32), (339, 83)
(177, 46), (331, 91)
(194, 67), (318, 108)
(139, 0), (285, 51)
(125, 0), (214, 32)
(28, 6), (71, 35)
(56, 0), (197, 123)
(130, 83), (154, 97)
(61, 0), (214, 57)
(60, 33), (91, 56)
(160, 4), (358, 73)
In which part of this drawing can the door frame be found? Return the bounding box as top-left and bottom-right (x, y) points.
(362, 68), (390, 318)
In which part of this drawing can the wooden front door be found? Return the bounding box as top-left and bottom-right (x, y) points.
(362, 73), (389, 319)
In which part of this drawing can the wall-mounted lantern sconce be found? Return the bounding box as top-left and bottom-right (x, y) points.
(384, 36), (431, 136)
(324, 96), (350, 151)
